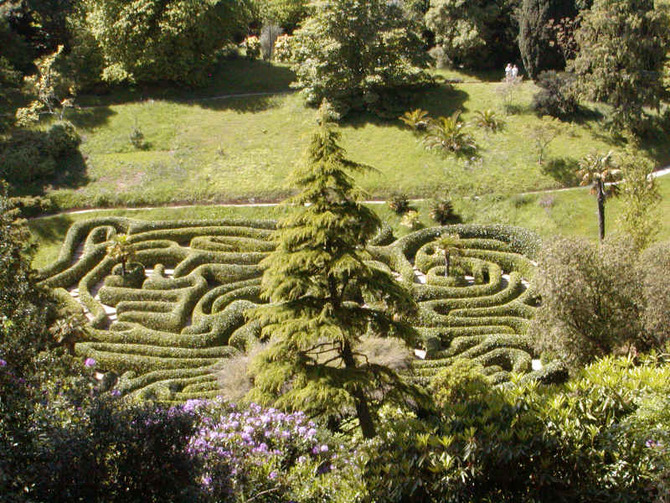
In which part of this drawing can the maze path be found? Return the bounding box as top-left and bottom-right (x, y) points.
(38, 218), (543, 400)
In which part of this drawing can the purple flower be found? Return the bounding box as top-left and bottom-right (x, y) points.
(84, 358), (96, 368)
(269, 471), (277, 480)
(111, 389), (121, 397)
(320, 444), (329, 453)
(0, 359), (6, 367)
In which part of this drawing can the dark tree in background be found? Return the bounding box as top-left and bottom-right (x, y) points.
(570, 0), (669, 132)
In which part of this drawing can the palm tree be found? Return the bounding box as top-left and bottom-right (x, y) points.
(107, 233), (136, 276)
(49, 314), (89, 355)
(436, 234), (465, 277)
(473, 109), (504, 133)
(577, 151), (622, 241)
(422, 111), (476, 156)
(399, 108), (431, 132)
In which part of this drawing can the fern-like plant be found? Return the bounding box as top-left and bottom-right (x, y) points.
(422, 111), (476, 156)
(430, 198), (460, 225)
(399, 108), (431, 132)
(473, 109), (504, 133)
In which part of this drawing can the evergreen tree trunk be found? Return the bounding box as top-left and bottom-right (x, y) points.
(445, 252), (450, 277)
(342, 342), (377, 439)
(597, 180), (605, 241)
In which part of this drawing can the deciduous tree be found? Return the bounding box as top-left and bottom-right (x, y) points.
(290, 0), (432, 118)
(616, 151), (661, 251)
(83, 0), (251, 85)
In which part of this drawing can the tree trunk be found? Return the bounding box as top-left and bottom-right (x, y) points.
(342, 342), (376, 439)
(597, 180), (605, 241)
(445, 251), (450, 277)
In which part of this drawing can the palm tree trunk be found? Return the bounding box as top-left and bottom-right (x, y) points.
(597, 181), (605, 241)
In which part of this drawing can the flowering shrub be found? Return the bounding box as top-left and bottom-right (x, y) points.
(273, 34), (293, 63)
(242, 36), (261, 60)
(185, 399), (364, 502)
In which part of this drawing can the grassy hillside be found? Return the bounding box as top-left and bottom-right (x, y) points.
(39, 59), (668, 210)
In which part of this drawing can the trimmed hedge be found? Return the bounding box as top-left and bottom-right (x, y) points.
(40, 218), (541, 397)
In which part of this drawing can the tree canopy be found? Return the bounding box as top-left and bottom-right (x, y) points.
(290, 0), (432, 118)
(83, 0), (251, 85)
(570, 0), (669, 131)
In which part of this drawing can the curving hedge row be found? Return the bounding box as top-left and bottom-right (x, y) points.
(40, 219), (541, 398)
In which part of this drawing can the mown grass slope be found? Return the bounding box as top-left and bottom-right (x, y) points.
(42, 59), (667, 209)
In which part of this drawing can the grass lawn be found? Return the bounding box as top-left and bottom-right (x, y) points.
(29, 175), (670, 270)
(37, 59), (668, 210)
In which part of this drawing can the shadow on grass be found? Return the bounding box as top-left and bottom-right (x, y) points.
(29, 214), (75, 246)
(196, 93), (284, 113)
(342, 85), (469, 130)
(542, 157), (580, 187)
(66, 106), (117, 130)
(74, 58), (297, 108)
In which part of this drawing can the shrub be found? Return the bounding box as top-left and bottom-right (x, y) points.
(273, 34), (293, 62)
(47, 121), (81, 157)
(530, 236), (643, 369)
(129, 123), (147, 150)
(422, 111), (477, 157)
(0, 129), (56, 184)
(473, 109), (505, 133)
(399, 108), (430, 132)
(185, 400), (364, 502)
(400, 210), (423, 230)
(366, 355), (670, 502)
(242, 36), (261, 59)
(532, 70), (579, 119)
(639, 241), (670, 349)
(387, 193), (411, 215)
(429, 198), (461, 225)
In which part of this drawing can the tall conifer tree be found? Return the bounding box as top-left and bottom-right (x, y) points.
(248, 108), (418, 438)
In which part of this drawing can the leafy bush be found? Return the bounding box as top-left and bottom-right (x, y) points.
(532, 70), (579, 118)
(0, 122), (81, 186)
(242, 36), (261, 59)
(364, 355), (670, 502)
(422, 111), (477, 157)
(273, 34), (293, 62)
(639, 241), (670, 348)
(47, 121), (81, 158)
(399, 108), (430, 132)
(400, 210), (423, 230)
(530, 236), (643, 369)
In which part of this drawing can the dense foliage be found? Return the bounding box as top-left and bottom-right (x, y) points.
(82, 0), (251, 85)
(290, 0), (432, 118)
(249, 113), (420, 438)
(529, 235), (670, 368)
(570, 0), (669, 132)
(425, 0), (519, 70)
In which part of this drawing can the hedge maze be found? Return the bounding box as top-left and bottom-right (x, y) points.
(38, 218), (554, 401)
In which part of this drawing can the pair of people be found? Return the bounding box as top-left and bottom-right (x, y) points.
(505, 63), (519, 81)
